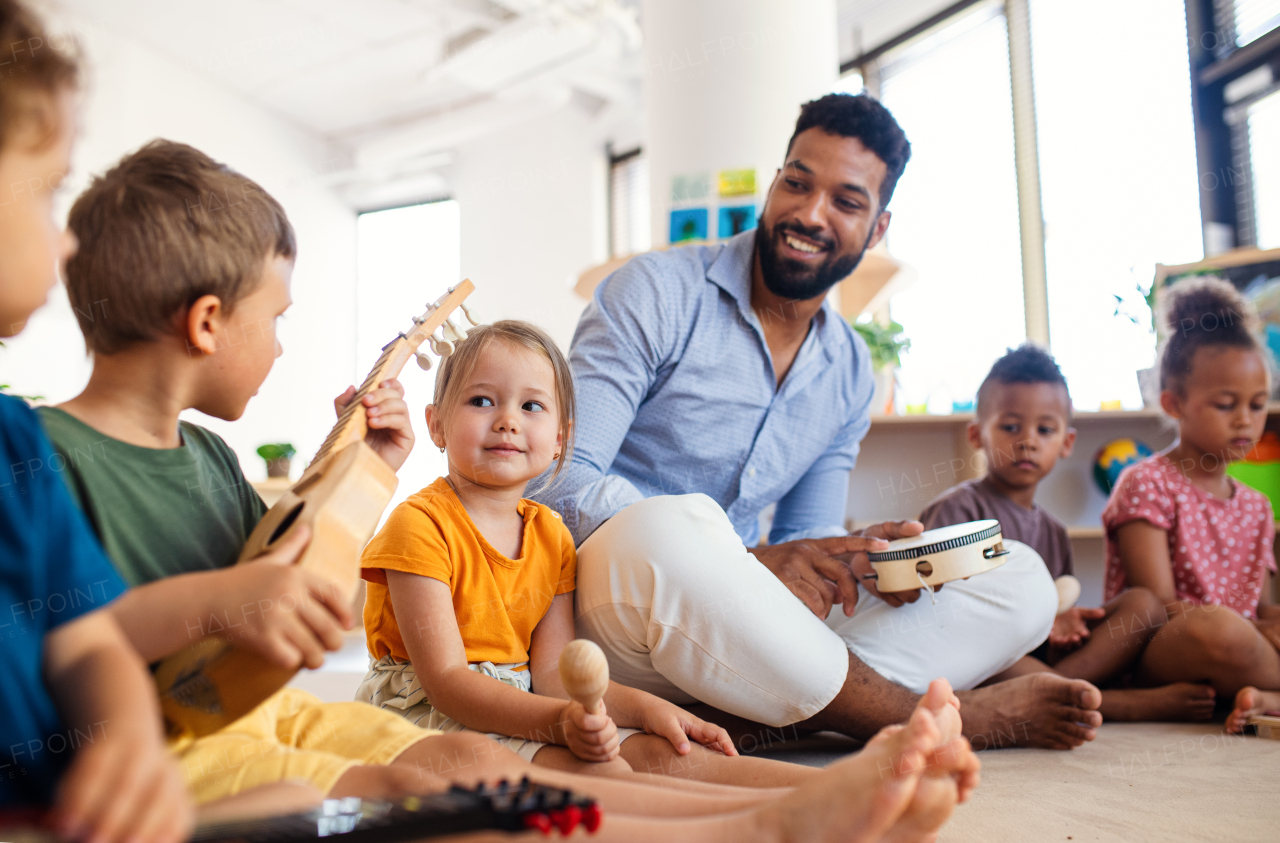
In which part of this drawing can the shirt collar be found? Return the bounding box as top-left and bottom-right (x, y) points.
(706, 228), (840, 348)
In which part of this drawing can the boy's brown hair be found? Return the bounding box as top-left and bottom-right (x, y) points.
(0, 0), (78, 151)
(432, 320), (576, 485)
(65, 139), (296, 354)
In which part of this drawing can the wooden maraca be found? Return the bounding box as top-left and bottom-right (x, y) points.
(559, 639), (609, 715)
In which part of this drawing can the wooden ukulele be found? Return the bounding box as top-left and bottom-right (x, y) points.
(154, 280), (478, 737)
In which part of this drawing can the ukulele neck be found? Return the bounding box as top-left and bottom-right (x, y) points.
(304, 279), (475, 477)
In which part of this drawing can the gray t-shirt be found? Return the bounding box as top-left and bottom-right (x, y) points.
(918, 476), (1073, 579)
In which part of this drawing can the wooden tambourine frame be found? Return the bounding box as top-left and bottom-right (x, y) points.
(866, 519), (1009, 593)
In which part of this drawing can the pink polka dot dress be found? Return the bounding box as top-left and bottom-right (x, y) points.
(1102, 454), (1277, 618)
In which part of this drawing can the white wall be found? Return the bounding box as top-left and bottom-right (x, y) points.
(6, 2), (358, 480)
(449, 106), (613, 350)
(642, 0), (838, 246)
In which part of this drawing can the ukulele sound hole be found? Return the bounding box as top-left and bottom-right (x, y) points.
(915, 560), (934, 578)
(268, 501), (305, 545)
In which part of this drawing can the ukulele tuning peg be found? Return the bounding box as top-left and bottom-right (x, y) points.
(460, 301), (481, 326)
(429, 330), (455, 358)
(415, 351), (434, 371)
(446, 315), (469, 341)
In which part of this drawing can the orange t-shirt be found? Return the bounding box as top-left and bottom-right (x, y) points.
(361, 477), (577, 667)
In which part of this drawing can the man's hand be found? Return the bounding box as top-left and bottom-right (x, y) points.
(748, 535), (889, 619)
(335, 378), (414, 471)
(1049, 606), (1105, 650)
(634, 694), (737, 757)
(209, 525), (353, 670)
(844, 520), (927, 608)
(558, 700), (621, 763)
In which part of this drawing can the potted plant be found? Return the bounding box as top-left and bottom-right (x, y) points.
(851, 318), (910, 415)
(256, 443), (296, 479)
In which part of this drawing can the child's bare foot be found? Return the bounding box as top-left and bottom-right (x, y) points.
(758, 706), (940, 843)
(1099, 683), (1215, 722)
(863, 686), (980, 843)
(958, 673), (1102, 750)
(880, 737), (980, 843)
(1226, 686), (1280, 734)
(917, 678), (962, 743)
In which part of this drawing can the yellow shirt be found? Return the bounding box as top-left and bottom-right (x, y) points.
(361, 477), (577, 667)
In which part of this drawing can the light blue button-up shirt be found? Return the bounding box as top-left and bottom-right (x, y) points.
(536, 230), (875, 547)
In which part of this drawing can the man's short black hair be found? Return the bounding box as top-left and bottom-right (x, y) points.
(976, 344), (1072, 418)
(785, 93), (912, 210)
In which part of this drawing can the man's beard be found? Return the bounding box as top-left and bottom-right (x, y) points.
(755, 219), (871, 301)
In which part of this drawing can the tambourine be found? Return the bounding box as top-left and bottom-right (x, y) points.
(866, 519), (1010, 593)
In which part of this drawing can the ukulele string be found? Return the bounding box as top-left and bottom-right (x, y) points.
(314, 332), (419, 461)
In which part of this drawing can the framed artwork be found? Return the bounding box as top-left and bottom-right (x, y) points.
(718, 205), (756, 237)
(669, 208), (708, 243)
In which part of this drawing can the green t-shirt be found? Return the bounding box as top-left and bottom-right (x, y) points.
(37, 407), (267, 587)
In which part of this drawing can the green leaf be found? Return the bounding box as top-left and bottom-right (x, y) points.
(256, 443), (297, 461)
(851, 318), (911, 371)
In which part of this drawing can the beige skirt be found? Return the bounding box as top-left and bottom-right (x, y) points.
(356, 655), (639, 763)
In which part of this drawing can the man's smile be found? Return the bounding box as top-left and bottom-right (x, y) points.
(778, 228), (831, 260)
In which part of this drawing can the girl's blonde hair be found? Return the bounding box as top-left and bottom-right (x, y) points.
(432, 320), (576, 483)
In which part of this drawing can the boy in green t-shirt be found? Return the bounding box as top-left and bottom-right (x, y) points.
(38, 139), (483, 806)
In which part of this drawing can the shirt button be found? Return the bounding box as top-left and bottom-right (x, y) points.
(747, 468), (757, 477)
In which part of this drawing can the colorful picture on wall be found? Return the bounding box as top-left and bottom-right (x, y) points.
(671, 172), (712, 203)
(718, 168), (756, 197)
(718, 204), (756, 237)
(669, 208), (708, 243)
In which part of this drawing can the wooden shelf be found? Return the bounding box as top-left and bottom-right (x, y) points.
(869, 403), (1280, 430)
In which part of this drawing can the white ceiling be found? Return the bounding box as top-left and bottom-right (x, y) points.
(50, 0), (941, 200)
(55, 0), (642, 179)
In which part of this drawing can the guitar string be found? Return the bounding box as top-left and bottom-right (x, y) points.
(311, 300), (463, 464)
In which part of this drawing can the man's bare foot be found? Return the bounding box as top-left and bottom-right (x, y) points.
(958, 673), (1102, 750)
(1226, 686), (1280, 734)
(759, 707), (940, 843)
(1100, 683), (1215, 722)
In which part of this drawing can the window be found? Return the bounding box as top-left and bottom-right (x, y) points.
(609, 148), (650, 258)
(876, 7), (1027, 412)
(1224, 0), (1280, 48)
(356, 200), (461, 513)
(847, 0), (1205, 411)
(1032, 0), (1204, 408)
(1250, 91), (1280, 247)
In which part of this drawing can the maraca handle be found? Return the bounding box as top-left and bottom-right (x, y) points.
(559, 639), (610, 715)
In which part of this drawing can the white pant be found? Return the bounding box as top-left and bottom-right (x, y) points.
(575, 494), (1057, 727)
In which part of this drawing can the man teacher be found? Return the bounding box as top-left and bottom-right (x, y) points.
(536, 93), (1103, 750)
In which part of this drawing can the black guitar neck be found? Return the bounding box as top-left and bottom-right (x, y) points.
(0, 779), (601, 843)
(193, 778), (601, 842)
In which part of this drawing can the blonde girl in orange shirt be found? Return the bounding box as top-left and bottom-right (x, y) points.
(358, 321), (821, 788)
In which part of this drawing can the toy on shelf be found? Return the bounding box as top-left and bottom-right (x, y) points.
(1093, 439), (1153, 494)
(1227, 430), (1280, 515)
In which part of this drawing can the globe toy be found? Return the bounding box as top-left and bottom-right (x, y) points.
(1093, 439), (1152, 494)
